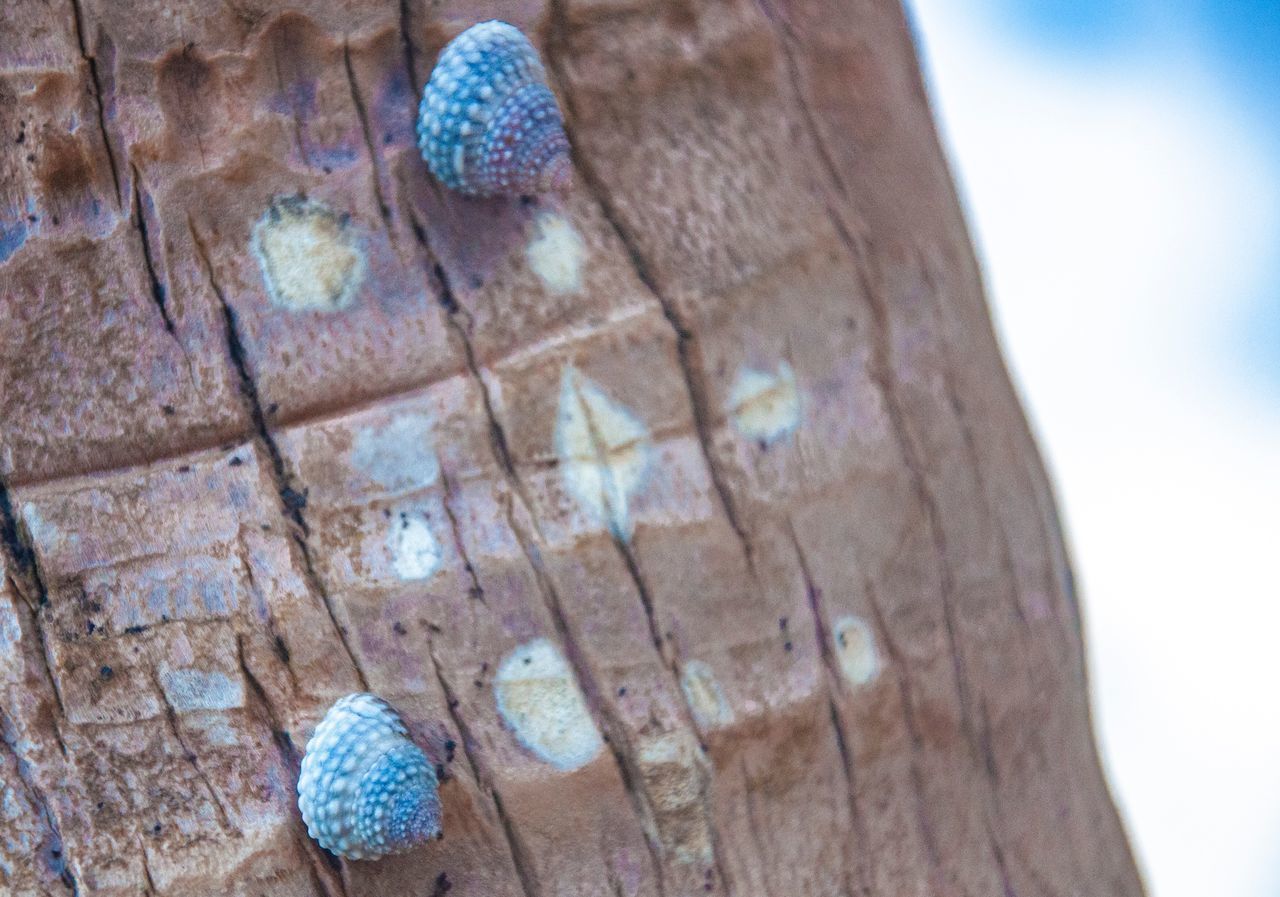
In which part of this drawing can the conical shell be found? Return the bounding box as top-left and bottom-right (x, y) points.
(297, 693), (442, 860)
(417, 21), (572, 197)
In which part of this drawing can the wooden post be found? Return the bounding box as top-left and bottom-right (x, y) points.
(0, 0), (1143, 894)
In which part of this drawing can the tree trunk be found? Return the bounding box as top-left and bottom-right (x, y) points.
(0, 0), (1143, 895)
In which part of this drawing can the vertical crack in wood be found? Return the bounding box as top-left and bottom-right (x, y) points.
(188, 219), (371, 692)
(490, 791), (544, 897)
(606, 543), (733, 895)
(424, 642), (542, 897)
(137, 836), (158, 896)
(397, 0), (422, 90)
(148, 671), (237, 834)
(567, 373), (666, 660)
(494, 494), (670, 897)
(859, 576), (946, 885)
(234, 637), (298, 764)
(128, 167), (172, 335)
(67, 0), (122, 207)
(130, 169), (176, 336)
(918, 253), (1032, 643)
(235, 636), (350, 897)
(269, 40), (311, 169)
(571, 363), (736, 895)
(427, 262), (535, 518)
(941, 366), (1032, 643)
(0, 708), (77, 894)
(1, 480), (76, 891)
(0, 476), (42, 604)
(233, 525), (302, 694)
(437, 472), (486, 603)
(739, 756), (779, 897)
(1, 593), (71, 763)
(129, 164), (201, 389)
(985, 814), (1019, 897)
(784, 518), (869, 897)
(753, 0), (847, 203)
(341, 41), (394, 231)
(0, 478), (73, 758)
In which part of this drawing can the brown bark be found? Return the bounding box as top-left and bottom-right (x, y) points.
(0, 1), (1142, 895)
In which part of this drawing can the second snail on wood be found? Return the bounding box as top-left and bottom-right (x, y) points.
(417, 21), (573, 197)
(298, 694), (442, 860)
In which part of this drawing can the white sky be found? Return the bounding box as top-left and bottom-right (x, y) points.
(907, 2), (1280, 896)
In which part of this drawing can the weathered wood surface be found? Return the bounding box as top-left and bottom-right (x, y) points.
(0, 0), (1143, 895)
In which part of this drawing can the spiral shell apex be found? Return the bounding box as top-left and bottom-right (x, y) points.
(297, 693), (442, 860)
(417, 21), (572, 197)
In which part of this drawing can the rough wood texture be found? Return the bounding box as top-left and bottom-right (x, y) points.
(0, 0), (1143, 895)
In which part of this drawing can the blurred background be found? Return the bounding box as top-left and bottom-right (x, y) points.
(907, 1), (1280, 896)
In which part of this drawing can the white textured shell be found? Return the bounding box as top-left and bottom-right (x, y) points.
(297, 693), (442, 860)
(417, 21), (572, 196)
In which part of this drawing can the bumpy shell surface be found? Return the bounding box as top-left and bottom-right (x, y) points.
(297, 693), (442, 860)
(417, 20), (572, 197)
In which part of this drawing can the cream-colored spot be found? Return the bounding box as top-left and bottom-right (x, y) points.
(158, 668), (245, 712)
(525, 210), (585, 294)
(726, 362), (802, 444)
(833, 615), (880, 686)
(636, 732), (713, 864)
(495, 638), (602, 771)
(352, 413), (440, 493)
(680, 660), (733, 730)
(390, 513), (443, 581)
(556, 367), (653, 539)
(251, 195), (366, 312)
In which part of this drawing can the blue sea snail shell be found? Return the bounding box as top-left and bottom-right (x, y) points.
(417, 20), (572, 197)
(297, 693), (442, 860)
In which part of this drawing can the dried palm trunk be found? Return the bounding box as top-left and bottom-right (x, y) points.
(0, 0), (1143, 895)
